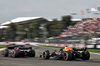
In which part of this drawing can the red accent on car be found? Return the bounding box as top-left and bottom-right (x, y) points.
(85, 50), (88, 52)
(50, 53), (52, 56)
(17, 47), (19, 50)
(20, 50), (24, 51)
(14, 47), (19, 50)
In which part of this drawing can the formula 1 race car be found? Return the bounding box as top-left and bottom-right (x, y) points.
(40, 47), (90, 61)
(3, 44), (35, 58)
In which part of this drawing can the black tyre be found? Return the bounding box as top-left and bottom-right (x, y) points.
(63, 51), (72, 61)
(3, 49), (9, 57)
(30, 50), (35, 57)
(82, 51), (90, 60)
(43, 50), (50, 59)
(12, 50), (20, 58)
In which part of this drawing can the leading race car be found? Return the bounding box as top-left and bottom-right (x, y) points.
(3, 44), (35, 58)
(40, 46), (90, 61)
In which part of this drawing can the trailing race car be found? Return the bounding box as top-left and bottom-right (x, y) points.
(3, 44), (35, 58)
(40, 46), (90, 61)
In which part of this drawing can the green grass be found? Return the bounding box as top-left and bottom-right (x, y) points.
(37, 44), (100, 53)
(37, 44), (64, 49)
(88, 49), (100, 53)
(0, 45), (8, 48)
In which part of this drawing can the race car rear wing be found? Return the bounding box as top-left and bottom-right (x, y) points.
(19, 47), (32, 50)
(73, 48), (87, 51)
(7, 47), (15, 49)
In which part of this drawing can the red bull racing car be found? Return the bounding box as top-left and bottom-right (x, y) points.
(3, 44), (35, 58)
(40, 46), (90, 61)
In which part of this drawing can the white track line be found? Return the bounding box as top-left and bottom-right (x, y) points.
(0, 48), (6, 51)
(90, 52), (100, 55)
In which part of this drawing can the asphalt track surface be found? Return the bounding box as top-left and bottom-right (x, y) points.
(0, 45), (100, 66)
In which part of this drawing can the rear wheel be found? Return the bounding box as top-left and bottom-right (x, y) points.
(63, 51), (72, 61)
(12, 50), (20, 58)
(3, 49), (8, 57)
(43, 50), (50, 59)
(82, 51), (90, 60)
(30, 50), (35, 57)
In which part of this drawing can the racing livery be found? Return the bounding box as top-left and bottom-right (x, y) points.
(40, 46), (90, 61)
(3, 44), (35, 58)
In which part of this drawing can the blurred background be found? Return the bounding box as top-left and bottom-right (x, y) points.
(0, 0), (100, 49)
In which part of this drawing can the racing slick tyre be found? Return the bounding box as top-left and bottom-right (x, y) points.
(43, 50), (50, 59)
(63, 51), (72, 61)
(12, 50), (20, 58)
(82, 51), (90, 60)
(29, 50), (35, 57)
(3, 49), (9, 57)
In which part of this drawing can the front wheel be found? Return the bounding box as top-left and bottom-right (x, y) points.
(63, 51), (72, 61)
(12, 50), (20, 58)
(3, 49), (9, 57)
(43, 50), (50, 59)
